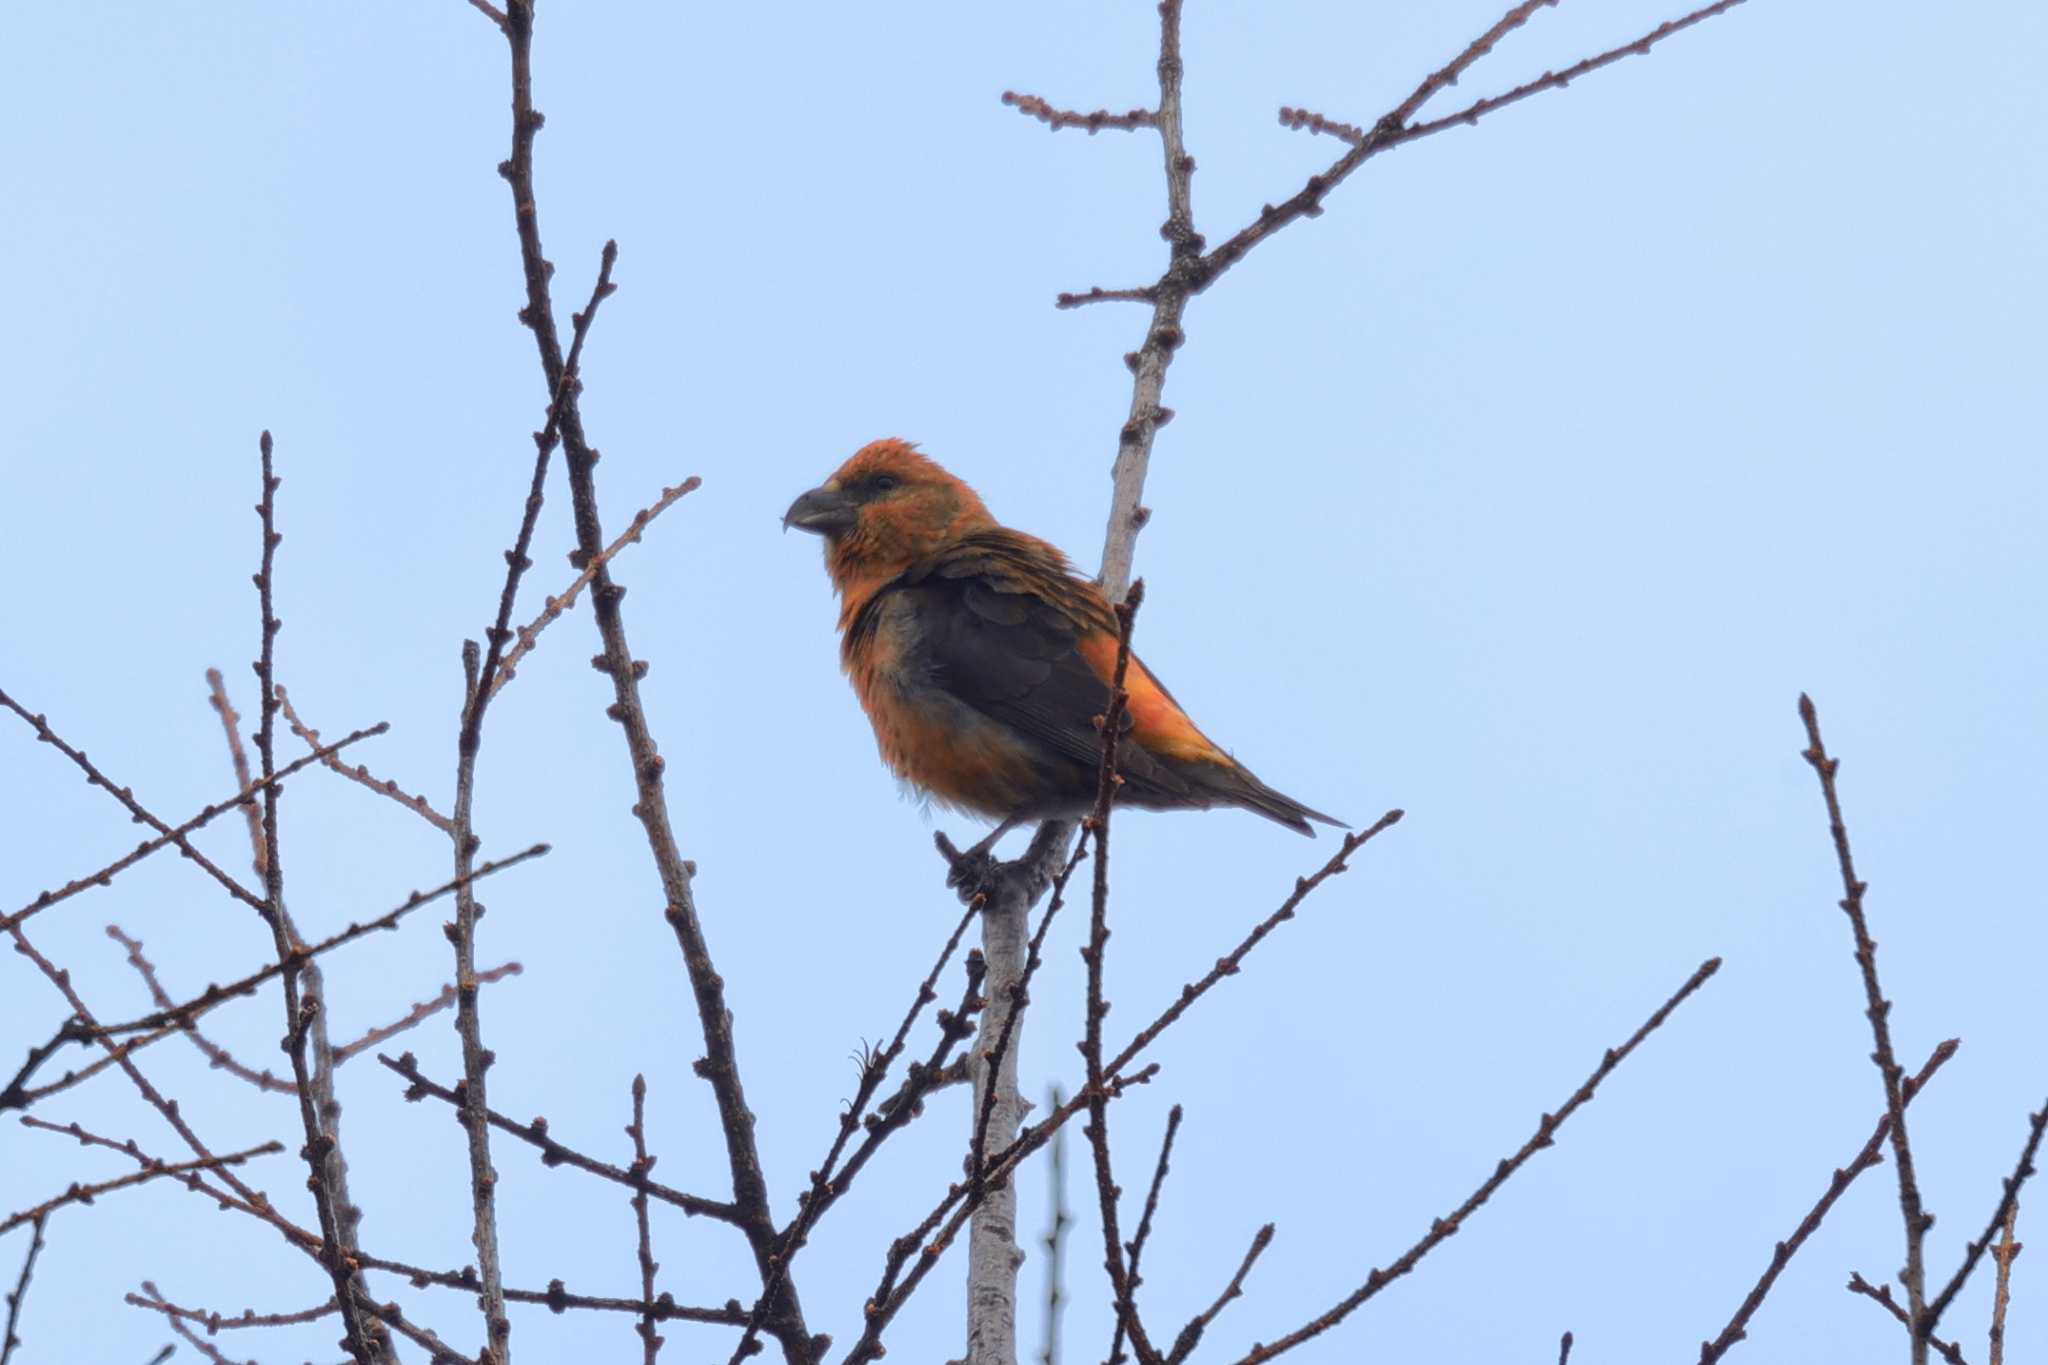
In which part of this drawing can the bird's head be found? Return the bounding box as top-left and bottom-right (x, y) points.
(784, 439), (995, 599)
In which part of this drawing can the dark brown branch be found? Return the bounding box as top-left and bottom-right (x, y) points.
(1002, 91), (1158, 133)
(1847, 1274), (1969, 1365)
(481, 4), (808, 1355)
(4, 1138), (281, 1235)
(276, 684), (454, 835)
(1, 1215), (46, 1365)
(1925, 1104), (2047, 1335)
(1108, 1104), (1180, 1365)
(1081, 583), (1161, 1365)
(1698, 1039), (1959, 1362)
(1798, 693), (1932, 1357)
(0, 697), (385, 936)
(1233, 957), (1722, 1363)
(378, 1052), (738, 1222)
(247, 432), (382, 1364)
(1558, 1331), (1574, 1365)
(1166, 1224), (1273, 1364)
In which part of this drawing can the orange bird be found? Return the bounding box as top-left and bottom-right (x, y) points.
(784, 439), (1342, 854)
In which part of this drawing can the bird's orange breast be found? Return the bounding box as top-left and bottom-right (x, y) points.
(843, 589), (1041, 818)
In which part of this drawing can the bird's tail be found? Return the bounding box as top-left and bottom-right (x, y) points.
(1203, 761), (1345, 836)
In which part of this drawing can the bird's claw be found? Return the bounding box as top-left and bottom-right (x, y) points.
(945, 848), (1003, 905)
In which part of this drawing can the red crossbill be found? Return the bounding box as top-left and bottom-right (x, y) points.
(784, 439), (1341, 853)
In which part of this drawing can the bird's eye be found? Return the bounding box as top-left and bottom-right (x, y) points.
(871, 474), (900, 493)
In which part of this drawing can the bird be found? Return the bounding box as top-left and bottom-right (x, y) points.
(783, 438), (1342, 863)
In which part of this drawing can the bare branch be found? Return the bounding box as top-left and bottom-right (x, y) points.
(1233, 957), (1722, 1363)
(5, 1136), (281, 1235)
(1925, 1104), (2047, 1335)
(487, 477), (700, 701)
(1988, 1200), (2021, 1365)
(1798, 693), (1932, 1360)
(203, 666), (267, 870)
(0, 696), (385, 936)
(2, 1215), (47, 1365)
(1166, 1224), (1273, 1364)
(1847, 1274), (1969, 1365)
(1002, 91), (1157, 133)
(276, 684), (454, 835)
(629, 1075), (663, 1365)
(1108, 1104), (1180, 1365)
(1699, 1039), (1959, 1362)
(329, 963), (523, 1066)
(379, 1052), (739, 1223)
(106, 925), (294, 1095)
(245, 432), (383, 1363)
(477, 3), (807, 1351)
(1040, 1087), (1071, 1365)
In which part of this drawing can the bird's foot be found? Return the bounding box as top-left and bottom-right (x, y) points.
(934, 826), (1016, 906)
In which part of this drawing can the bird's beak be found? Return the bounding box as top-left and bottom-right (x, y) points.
(782, 485), (857, 537)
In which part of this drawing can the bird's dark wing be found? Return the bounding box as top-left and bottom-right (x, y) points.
(871, 532), (1201, 806)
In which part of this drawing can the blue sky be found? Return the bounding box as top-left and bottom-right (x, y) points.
(3, 3), (2044, 1362)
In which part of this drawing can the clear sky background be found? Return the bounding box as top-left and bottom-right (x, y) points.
(3, 3), (2044, 1362)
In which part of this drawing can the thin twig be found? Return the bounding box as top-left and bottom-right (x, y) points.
(1799, 693), (1931, 1360)
(486, 478), (698, 700)
(1847, 1274), (1969, 1365)
(629, 1076), (662, 1365)
(1041, 1086), (1070, 1365)
(727, 906), (987, 1364)
(1002, 91), (1157, 133)
(1194, 0), (1755, 291)
(94, 846), (548, 1039)
(1698, 1039), (1959, 1362)
(1925, 1105), (2047, 1335)
(0, 699), (385, 936)
(480, 5), (805, 1351)
(1, 1215), (46, 1365)
(247, 432), (382, 1364)
(378, 1052), (737, 1222)
(125, 1284), (338, 1332)
(276, 684), (454, 835)
(106, 925), (294, 1095)
(1166, 1224), (1273, 1364)
(4, 1140), (281, 1235)
(203, 667), (267, 868)
(1081, 584), (1160, 1365)
(1232, 958), (1723, 1363)
(330, 963), (524, 1066)
(1558, 1331), (1574, 1365)
(1988, 1200), (2021, 1365)
(1109, 1104), (1180, 1365)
